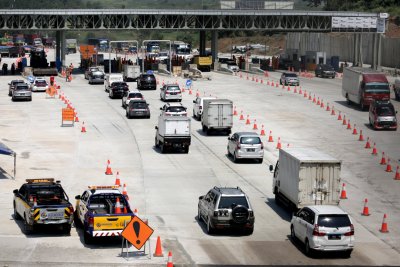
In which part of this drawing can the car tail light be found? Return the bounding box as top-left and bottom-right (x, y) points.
(312, 224), (326, 236)
(88, 217), (94, 228)
(261, 142), (264, 149)
(127, 97), (130, 100)
(236, 142), (241, 149)
(344, 224), (354, 236)
(166, 91), (170, 95)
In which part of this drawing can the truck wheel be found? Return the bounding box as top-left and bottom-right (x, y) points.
(305, 239), (314, 257)
(290, 225), (296, 240)
(61, 224), (72, 235)
(23, 215), (33, 235)
(346, 95), (351, 105)
(202, 125), (207, 133)
(84, 229), (92, 245)
(74, 211), (82, 228)
(258, 158), (263, 164)
(155, 137), (159, 148)
(13, 202), (21, 220)
(184, 146), (189, 154)
(233, 152), (239, 163)
(207, 217), (215, 235)
(160, 144), (166, 154)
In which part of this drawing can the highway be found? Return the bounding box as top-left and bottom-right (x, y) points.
(0, 50), (399, 266)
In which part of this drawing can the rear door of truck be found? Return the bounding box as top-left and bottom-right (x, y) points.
(165, 118), (190, 136)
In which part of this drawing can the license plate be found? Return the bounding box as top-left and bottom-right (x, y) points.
(247, 148), (255, 152)
(328, 234), (341, 240)
(47, 212), (64, 219)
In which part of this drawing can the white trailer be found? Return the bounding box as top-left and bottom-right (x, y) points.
(123, 65), (141, 82)
(271, 147), (341, 210)
(201, 99), (233, 135)
(155, 116), (191, 153)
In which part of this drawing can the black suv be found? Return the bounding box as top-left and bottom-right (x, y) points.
(108, 82), (129, 99)
(137, 73), (156, 90)
(315, 64), (336, 78)
(198, 186), (254, 235)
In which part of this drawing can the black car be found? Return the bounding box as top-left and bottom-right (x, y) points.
(137, 74), (156, 90)
(126, 100), (151, 119)
(315, 64), (336, 78)
(108, 82), (129, 99)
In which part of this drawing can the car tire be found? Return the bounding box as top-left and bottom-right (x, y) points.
(305, 239), (313, 257)
(197, 208), (202, 222)
(29, 97), (32, 102)
(61, 224), (72, 235)
(258, 158), (263, 164)
(74, 211), (82, 228)
(23, 215), (33, 235)
(342, 250), (352, 258)
(109, 91), (113, 99)
(346, 95), (351, 106)
(202, 125), (207, 133)
(184, 146), (189, 154)
(207, 217), (215, 235)
(8, 91), (11, 97)
(290, 225), (296, 240)
(83, 228), (92, 245)
(160, 144), (165, 154)
(11, 97), (15, 102)
(227, 147), (231, 156)
(155, 137), (159, 148)
(244, 227), (254, 235)
(13, 202), (21, 220)
(233, 152), (239, 163)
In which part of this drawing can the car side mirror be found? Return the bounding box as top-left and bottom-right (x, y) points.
(269, 165), (274, 172)
(13, 189), (18, 194)
(75, 195), (81, 200)
(193, 100), (196, 103)
(199, 196), (204, 200)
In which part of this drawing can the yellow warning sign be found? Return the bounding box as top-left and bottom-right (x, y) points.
(121, 216), (153, 250)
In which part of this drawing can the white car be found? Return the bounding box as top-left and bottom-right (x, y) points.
(160, 103), (187, 116)
(160, 84), (182, 102)
(31, 78), (49, 92)
(290, 205), (354, 257)
(122, 90), (143, 108)
(192, 96), (216, 120)
(227, 132), (264, 163)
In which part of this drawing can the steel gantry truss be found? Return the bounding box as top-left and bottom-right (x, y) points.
(0, 9), (381, 32)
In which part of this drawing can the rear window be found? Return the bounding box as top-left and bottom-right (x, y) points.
(16, 85), (29, 90)
(365, 83), (390, 93)
(142, 74), (155, 80)
(28, 185), (67, 201)
(167, 86), (180, 92)
(129, 93), (142, 98)
(218, 196), (249, 209)
(285, 73), (298, 77)
(377, 106), (395, 116)
(112, 82), (127, 87)
(131, 102), (148, 109)
(240, 136), (261, 144)
(317, 214), (351, 228)
(167, 106), (186, 112)
(35, 80), (47, 86)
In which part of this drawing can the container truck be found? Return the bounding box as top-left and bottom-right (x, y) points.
(201, 99), (233, 135)
(155, 116), (191, 153)
(342, 67), (390, 110)
(66, 39), (77, 54)
(270, 147), (342, 210)
(123, 65), (141, 82)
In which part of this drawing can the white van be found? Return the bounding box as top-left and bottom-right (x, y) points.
(105, 73), (123, 92)
(192, 96), (216, 120)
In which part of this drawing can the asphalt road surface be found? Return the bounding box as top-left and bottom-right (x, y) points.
(0, 50), (399, 266)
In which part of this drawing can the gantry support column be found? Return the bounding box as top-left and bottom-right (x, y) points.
(56, 31), (61, 71)
(211, 31), (218, 65)
(199, 31), (206, 56)
(60, 31), (66, 68)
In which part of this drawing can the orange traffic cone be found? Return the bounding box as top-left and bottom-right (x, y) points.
(343, 115), (347, 125)
(245, 115), (251, 125)
(316, 97), (320, 105)
(308, 94), (312, 100)
(268, 131), (274, 142)
(115, 197), (122, 214)
(340, 183), (347, 199)
(359, 130), (364, 141)
(181, 87), (185, 93)
(105, 159), (113, 175)
(252, 119), (258, 130)
(371, 143), (377, 155)
(287, 86), (291, 91)
(115, 171), (121, 186)
(380, 152), (387, 165)
(313, 95), (316, 103)
(153, 236), (164, 257)
(74, 112), (79, 122)
(294, 87), (297, 93)
(189, 88), (192, 95)
(337, 112), (342, 120)
(331, 106), (336, 116)
(394, 166), (400, 180)
(271, 81), (274, 86)
(303, 90), (307, 98)
(81, 121), (87, 133)
(233, 106), (238, 116)
(361, 198), (370, 216)
(320, 100), (324, 108)
(196, 90), (199, 97)
(122, 183), (129, 200)
(379, 214), (389, 233)
(260, 125), (266, 136)
(385, 159), (392, 172)
(123, 206), (128, 214)
(347, 120), (351, 129)
(352, 124), (358, 135)
(299, 87), (303, 94)
(326, 102), (330, 111)
(365, 137), (371, 148)
(239, 111), (244, 120)
(275, 82), (279, 88)
(276, 137), (282, 150)
(166, 251), (173, 267)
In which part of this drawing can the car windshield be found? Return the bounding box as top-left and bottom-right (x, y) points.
(365, 83), (390, 94)
(131, 102), (148, 109)
(285, 73), (298, 77)
(36, 80), (47, 86)
(16, 85), (29, 90)
(129, 93), (142, 98)
(167, 106), (186, 112)
(218, 196), (249, 209)
(377, 106), (395, 116)
(112, 82), (127, 87)
(240, 136), (261, 144)
(317, 214), (351, 228)
(12, 81), (24, 85)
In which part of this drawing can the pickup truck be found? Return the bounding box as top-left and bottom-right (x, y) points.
(74, 185), (134, 244)
(13, 178), (74, 234)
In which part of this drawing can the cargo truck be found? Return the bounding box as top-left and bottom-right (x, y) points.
(123, 65), (141, 82)
(155, 116), (191, 153)
(342, 67), (390, 110)
(66, 39), (77, 54)
(201, 99), (233, 135)
(270, 148), (342, 211)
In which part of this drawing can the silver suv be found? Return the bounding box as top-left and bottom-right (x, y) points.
(227, 132), (264, 163)
(280, 72), (299, 86)
(198, 186), (255, 235)
(12, 83), (32, 101)
(160, 84), (182, 102)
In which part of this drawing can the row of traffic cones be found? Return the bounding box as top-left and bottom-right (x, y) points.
(59, 89), (87, 133)
(153, 236), (174, 266)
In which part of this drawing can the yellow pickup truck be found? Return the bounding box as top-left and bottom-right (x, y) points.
(74, 185), (134, 244)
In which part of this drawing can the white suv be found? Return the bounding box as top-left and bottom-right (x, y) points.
(192, 96), (216, 120)
(160, 103), (187, 116)
(160, 84), (182, 102)
(290, 205), (354, 257)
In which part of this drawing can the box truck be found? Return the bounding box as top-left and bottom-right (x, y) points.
(342, 67), (390, 110)
(201, 99), (233, 135)
(123, 65), (141, 82)
(270, 148), (342, 210)
(155, 116), (191, 153)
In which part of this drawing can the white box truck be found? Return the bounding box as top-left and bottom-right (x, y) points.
(270, 147), (341, 210)
(155, 116), (191, 153)
(201, 99), (233, 135)
(123, 65), (141, 82)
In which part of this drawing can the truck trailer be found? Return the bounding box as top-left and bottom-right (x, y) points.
(201, 99), (233, 135)
(155, 116), (191, 153)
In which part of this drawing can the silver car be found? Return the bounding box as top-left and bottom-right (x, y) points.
(160, 84), (182, 102)
(227, 132), (264, 163)
(88, 71), (105, 85)
(12, 83), (32, 101)
(290, 205), (354, 257)
(280, 72), (299, 86)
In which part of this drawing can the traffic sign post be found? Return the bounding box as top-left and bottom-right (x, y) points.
(121, 216), (153, 260)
